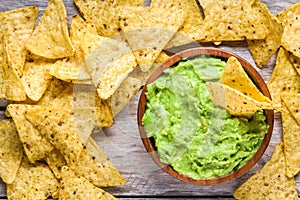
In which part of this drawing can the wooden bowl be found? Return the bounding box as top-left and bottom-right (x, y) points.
(137, 47), (274, 185)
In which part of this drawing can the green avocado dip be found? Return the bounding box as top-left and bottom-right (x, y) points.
(142, 56), (269, 179)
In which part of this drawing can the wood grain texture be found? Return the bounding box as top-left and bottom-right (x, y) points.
(0, 0), (299, 199)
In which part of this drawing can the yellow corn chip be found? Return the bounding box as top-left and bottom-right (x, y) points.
(281, 100), (300, 178)
(46, 138), (125, 187)
(288, 52), (300, 75)
(0, 6), (38, 77)
(85, 38), (137, 99)
(59, 166), (117, 200)
(276, 3), (300, 27)
(247, 2), (283, 67)
(267, 48), (300, 105)
(1, 36), (26, 101)
(119, 6), (185, 72)
(74, 0), (120, 38)
(111, 76), (142, 116)
(0, 119), (23, 184)
(281, 93), (300, 126)
(7, 156), (59, 200)
(206, 82), (273, 118)
(25, 0), (74, 59)
(233, 142), (298, 200)
(117, 0), (144, 6)
(7, 104), (54, 163)
(221, 56), (272, 103)
(25, 106), (84, 165)
(199, 0), (268, 41)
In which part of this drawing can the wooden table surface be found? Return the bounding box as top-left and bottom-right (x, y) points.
(0, 0), (299, 199)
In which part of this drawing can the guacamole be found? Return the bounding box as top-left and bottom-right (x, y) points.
(142, 56), (269, 179)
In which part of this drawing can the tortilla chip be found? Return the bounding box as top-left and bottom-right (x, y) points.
(0, 119), (23, 184)
(281, 93), (300, 126)
(267, 48), (300, 105)
(276, 3), (300, 58)
(199, 0), (268, 41)
(74, 0), (120, 38)
(7, 156), (59, 200)
(25, 0), (74, 59)
(111, 76), (142, 116)
(7, 104), (54, 162)
(281, 101), (300, 178)
(118, 6), (185, 72)
(0, 36), (26, 101)
(221, 56), (272, 103)
(25, 106), (84, 165)
(0, 6), (38, 77)
(117, 0), (144, 6)
(206, 82), (273, 118)
(247, 2), (283, 67)
(46, 138), (125, 187)
(288, 52), (300, 75)
(59, 166), (117, 200)
(233, 142), (298, 199)
(85, 38), (137, 99)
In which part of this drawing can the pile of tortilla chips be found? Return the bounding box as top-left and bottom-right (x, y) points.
(1, 0), (300, 199)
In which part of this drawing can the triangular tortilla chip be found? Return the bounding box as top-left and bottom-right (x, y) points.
(21, 57), (54, 101)
(281, 93), (300, 126)
(276, 3), (300, 58)
(198, 0), (268, 41)
(118, 6), (185, 72)
(267, 48), (300, 105)
(206, 82), (273, 118)
(59, 166), (117, 200)
(0, 6), (38, 77)
(25, 106), (84, 165)
(25, 0), (74, 59)
(221, 56), (272, 103)
(1, 36), (26, 101)
(288, 52), (300, 76)
(85, 38), (137, 99)
(7, 104), (54, 163)
(233, 142), (298, 199)
(7, 156), (59, 199)
(46, 138), (125, 187)
(281, 101), (300, 178)
(0, 119), (23, 184)
(247, 2), (283, 67)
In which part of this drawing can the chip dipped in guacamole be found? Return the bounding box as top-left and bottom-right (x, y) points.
(142, 56), (269, 179)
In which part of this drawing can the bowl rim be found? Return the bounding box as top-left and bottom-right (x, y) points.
(137, 47), (274, 185)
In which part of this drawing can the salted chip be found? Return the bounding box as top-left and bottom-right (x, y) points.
(25, 106), (84, 165)
(267, 48), (300, 105)
(21, 58), (54, 101)
(50, 15), (108, 82)
(281, 101), (300, 177)
(111, 76), (142, 116)
(46, 138), (126, 187)
(276, 3), (300, 58)
(0, 37), (26, 101)
(74, 0), (120, 38)
(221, 56), (272, 103)
(206, 82), (274, 118)
(25, 0), (74, 59)
(0, 6), (38, 77)
(119, 6), (185, 72)
(288, 52), (300, 75)
(7, 104), (54, 162)
(85, 38), (137, 99)
(0, 119), (23, 184)
(281, 93), (300, 126)
(7, 156), (59, 199)
(233, 142), (298, 199)
(198, 0), (268, 41)
(59, 166), (117, 200)
(247, 2), (283, 67)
